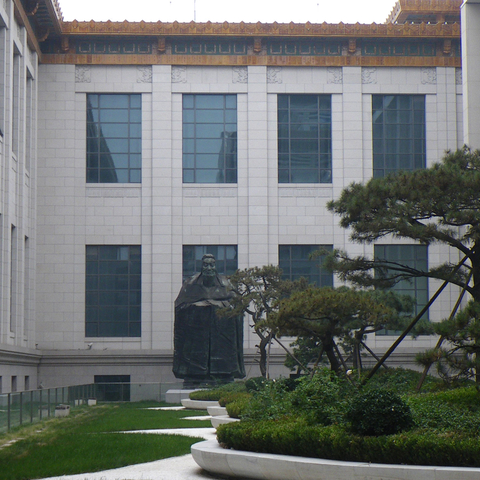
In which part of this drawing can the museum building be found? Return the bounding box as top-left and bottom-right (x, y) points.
(0, 0), (479, 392)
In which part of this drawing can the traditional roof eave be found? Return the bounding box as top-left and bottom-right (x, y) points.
(60, 20), (461, 39)
(12, 0), (42, 56)
(387, 0), (463, 24)
(42, 0), (64, 36)
(11, 0), (63, 59)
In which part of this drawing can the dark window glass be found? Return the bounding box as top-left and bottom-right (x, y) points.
(372, 95), (425, 177)
(94, 375), (130, 401)
(279, 245), (333, 286)
(278, 95), (332, 184)
(375, 244), (428, 335)
(85, 245), (141, 337)
(182, 245), (238, 280)
(183, 94), (237, 184)
(87, 94), (141, 183)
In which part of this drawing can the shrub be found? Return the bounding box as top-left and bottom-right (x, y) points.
(288, 369), (353, 425)
(240, 369), (352, 425)
(244, 376), (270, 392)
(241, 379), (291, 421)
(346, 388), (413, 436)
(225, 394), (251, 419)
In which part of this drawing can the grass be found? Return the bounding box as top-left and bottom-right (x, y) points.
(0, 401), (212, 480)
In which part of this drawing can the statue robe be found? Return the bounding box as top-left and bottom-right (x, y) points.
(173, 272), (245, 382)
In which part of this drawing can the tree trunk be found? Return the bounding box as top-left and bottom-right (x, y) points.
(257, 331), (274, 378)
(323, 337), (340, 372)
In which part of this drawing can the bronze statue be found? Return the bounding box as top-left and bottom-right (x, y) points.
(173, 254), (245, 386)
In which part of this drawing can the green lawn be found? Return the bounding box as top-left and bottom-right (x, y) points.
(0, 402), (212, 480)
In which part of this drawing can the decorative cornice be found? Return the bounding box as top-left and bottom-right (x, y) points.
(60, 20), (461, 39)
(41, 53), (461, 68)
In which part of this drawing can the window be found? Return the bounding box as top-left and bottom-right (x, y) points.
(11, 376), (17, 393)
(94, 375), (130, 402)
(279, 245), (333, 286)
(183, 94), (237, 183)
(87, 94), (141, 183)
(86, 246), (141, 337)
(372, 95), (425, 177)
(182, 245), (238, 279)
(24, 236), (30, 338)
(375, 244), (428, 334)
(10, 225), (17, 333)
(278, 95), (332, 183)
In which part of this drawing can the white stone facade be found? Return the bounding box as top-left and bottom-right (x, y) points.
(33, 63), (464, 386)
(0, 0), (477, 392)
(0, 0), (39, 392)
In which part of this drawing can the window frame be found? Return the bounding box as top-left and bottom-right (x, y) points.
(278, 94), (332, 184)
(374, 244), (429, 335)
(86, 93), (142, 184)
(372, 94), (426, 177)
(182, 94), (238, 184)
(85, 245), (141, 338)
(279, 244), (333, 286)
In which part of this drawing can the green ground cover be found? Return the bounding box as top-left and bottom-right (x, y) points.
(0, 401), (211, 480)
(214, 369), (480, 468)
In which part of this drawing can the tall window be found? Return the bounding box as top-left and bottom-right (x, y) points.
(279, 245), (333, 286)
(86, 94), (141, 183)
(182, 245), (238, 279)
(24, 236), (30, 338)
(25, 72), (34, 173)
(278, 95), (332, 183)
(372, 95), (425, 177)
(375, 244), (428, 334)
(86, 245), (141, 337)
(10, 225), (17, 333)
(183, 94), (237, 183)
(12, 50), (20, 157)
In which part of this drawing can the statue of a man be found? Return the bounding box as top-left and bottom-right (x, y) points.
(173, 254), (245, 386)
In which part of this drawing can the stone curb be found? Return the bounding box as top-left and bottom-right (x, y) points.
(210, 415), (240, 428)
(207, 405), (227, 416)
(181, 399), (220, 410)
(191, 440), (480, 480)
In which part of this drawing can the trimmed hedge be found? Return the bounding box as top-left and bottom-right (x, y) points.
(218, 391), (251, 408)
(188, 382), (247, 401)
(217, 420), (480, 467)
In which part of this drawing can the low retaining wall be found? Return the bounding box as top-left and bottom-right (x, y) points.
(191, 440), (480, 480)
(181, 399), (219, 410)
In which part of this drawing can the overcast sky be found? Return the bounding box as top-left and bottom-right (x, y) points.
(58, 0), (397, 24)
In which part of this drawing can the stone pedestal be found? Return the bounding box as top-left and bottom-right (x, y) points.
(165, 388), (198, 404)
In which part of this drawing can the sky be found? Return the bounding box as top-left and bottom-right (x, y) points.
(58, 0), (398, 24)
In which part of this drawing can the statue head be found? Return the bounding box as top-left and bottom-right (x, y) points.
(201, 254), (217, 280)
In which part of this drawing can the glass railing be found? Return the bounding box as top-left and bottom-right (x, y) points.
(0, 381), (183, 433)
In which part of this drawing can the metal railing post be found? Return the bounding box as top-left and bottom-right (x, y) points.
(7, 393), (11, 431)
(19, 392), (23, 426)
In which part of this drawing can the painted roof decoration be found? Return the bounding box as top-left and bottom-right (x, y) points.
(15, 0), (462, 67)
